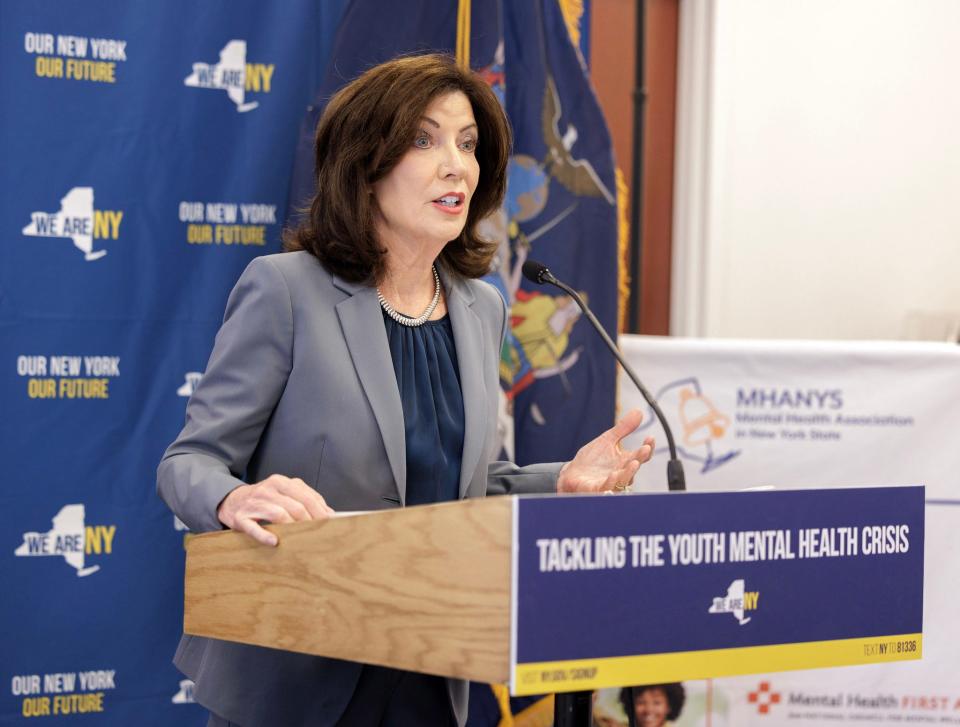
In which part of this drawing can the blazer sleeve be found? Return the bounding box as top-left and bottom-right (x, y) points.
(486, 461), (563, 496)
(157, 256), (294, 532)
(483, 284), (565, 496)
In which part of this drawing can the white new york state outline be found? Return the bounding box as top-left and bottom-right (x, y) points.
(13, 504), (100, 576)
(708, 578), (752, 625)
(183, 40), (258, 112)
(21, 187), (107, 261)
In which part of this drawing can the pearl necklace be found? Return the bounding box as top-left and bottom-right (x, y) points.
(377, 265), (441, 327)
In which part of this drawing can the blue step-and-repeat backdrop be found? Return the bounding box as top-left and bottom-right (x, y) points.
(2, 2), (347, 723)
(2, 1), (615, 724)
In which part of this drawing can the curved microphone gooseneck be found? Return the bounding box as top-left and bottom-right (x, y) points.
(520, 259), (686, 492)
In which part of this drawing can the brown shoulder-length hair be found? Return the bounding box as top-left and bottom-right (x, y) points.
(284, 53), (511, 284)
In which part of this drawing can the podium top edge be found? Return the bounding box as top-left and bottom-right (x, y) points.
(515, 484), (925, 498)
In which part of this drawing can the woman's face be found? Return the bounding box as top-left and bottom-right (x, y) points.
(633, 688), (670, 727)
(373, 90), (481, 253)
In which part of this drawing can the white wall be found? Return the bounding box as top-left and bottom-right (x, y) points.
(672, 0), (960, 340)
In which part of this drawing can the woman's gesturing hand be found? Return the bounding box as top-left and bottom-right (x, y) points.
(556, 409), (655, 493)
(216, 475), (335, 547)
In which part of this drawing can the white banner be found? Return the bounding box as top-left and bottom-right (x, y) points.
(593, 336), (960, 727)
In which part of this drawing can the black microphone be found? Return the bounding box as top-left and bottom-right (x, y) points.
(521, 259), (686, 491)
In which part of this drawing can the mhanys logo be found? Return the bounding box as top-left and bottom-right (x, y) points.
(14, 505), (116, 577)
(183, 40), (274, 112)
(21, 187), (122, 261)
(708, 578), (759, 625)
(634, 376), (741, 474)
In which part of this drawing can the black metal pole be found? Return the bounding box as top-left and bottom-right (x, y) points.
(553, 690), (593, 727)
(554, 6), (653, 725)
(627, 0), (647, 333)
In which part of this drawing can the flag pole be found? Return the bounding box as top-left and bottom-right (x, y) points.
(627, 0), (647, 333)
(456, 0), (471, 68)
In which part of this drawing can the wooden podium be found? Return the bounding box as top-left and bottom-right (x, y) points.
(184, 496), (514, 684)
(184, 486), (924, 724)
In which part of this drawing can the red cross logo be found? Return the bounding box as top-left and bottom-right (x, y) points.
(748, 681), (781, 715)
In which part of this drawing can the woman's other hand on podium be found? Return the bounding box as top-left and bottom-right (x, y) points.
(216, 475), (335, 546)
(556, 409), (654, 494)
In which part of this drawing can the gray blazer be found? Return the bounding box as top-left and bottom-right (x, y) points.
(158, 251), (560, 727)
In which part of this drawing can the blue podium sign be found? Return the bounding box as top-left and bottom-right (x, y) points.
(509, 486), (924, 695)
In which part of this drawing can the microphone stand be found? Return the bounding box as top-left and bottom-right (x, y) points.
(521, 261), (686, 727)
(531, 266), (686, 492)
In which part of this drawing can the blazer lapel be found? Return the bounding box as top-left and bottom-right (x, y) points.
(333, 276), (407, 504)
(443, 272), (488, 499)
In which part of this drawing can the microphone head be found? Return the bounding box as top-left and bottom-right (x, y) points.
(521, 259), (551, 285)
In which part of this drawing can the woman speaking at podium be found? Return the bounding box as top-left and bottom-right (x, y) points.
(158, 54), (653, 727)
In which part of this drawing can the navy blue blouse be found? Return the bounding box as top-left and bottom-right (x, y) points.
(382, 311), (465, 505)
